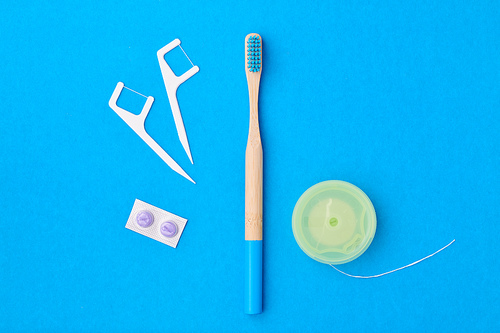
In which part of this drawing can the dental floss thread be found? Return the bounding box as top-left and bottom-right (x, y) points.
(330, 239), (455, 278)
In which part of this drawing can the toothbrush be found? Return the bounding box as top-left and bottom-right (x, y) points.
(244, 33), (263, 315)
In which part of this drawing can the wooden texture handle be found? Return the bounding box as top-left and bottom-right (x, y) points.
(245, 129), (262, 240)
(245, 34), (263, 241)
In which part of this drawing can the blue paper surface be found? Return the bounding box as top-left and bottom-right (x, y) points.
(0, 1), (498, 331)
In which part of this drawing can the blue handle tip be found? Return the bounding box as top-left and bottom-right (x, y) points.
(245, 240), (262, 314)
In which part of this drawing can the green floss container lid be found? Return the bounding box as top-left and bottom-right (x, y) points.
(292, 180), (377, 265)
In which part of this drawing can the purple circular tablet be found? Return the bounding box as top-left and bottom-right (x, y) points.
(136, 210), (154, 228)
(160, 221), (178, 238)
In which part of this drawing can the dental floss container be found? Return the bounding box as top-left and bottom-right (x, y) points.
(292, 180), (377, 265)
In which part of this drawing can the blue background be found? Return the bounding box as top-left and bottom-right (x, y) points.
(1, 1), (498, 332)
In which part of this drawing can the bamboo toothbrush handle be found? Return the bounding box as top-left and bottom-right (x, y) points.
(245, 124), (263, 240)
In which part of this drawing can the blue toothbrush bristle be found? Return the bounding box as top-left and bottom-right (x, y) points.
(247, 35), (261, 72)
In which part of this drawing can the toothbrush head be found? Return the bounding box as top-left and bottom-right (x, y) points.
(246, 34), (262, 73)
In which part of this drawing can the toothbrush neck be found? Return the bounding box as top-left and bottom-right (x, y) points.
(248, 79), (260, 134)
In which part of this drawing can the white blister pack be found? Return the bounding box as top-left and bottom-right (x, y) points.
(125, 199), (187, 248)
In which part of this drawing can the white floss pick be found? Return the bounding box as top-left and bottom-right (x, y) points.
(157, 39), (199, 165)
(125, 199), (187, 248)
(108, 82), (195, 184)
(330, 239), (456, 278)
